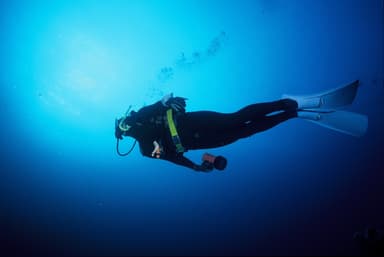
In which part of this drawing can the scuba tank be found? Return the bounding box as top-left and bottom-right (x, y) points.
(202, 153), (227, 171)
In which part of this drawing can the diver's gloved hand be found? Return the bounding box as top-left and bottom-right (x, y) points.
(161, 93), (187, 113)
(194, 161), (214, 172)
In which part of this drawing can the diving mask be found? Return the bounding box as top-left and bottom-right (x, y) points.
(115, 106), (133, 139)
(118, 118), (131, 132)
(115, 105), (137, 156)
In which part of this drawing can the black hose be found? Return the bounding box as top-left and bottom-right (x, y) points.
(116, 139), (137, 156)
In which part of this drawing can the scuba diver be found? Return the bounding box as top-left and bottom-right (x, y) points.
(115, 80), (368, 172)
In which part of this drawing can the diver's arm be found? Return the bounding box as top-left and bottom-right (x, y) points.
(139, 141), (201, 171)
(134, 96), (187, 121)
(134, 101), (167, 121)
(140, 141), (211, 172)
(163, 154), (212, 172)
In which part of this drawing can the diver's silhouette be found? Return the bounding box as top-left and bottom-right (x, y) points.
(115, 80), (367, 171)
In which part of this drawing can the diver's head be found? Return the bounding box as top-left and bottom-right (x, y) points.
(115, 116), (138, 157)
(115, 107), (137, 140)
(118, 116), (132, 132)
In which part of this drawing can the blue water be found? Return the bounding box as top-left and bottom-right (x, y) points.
(1, 0), (383, 255)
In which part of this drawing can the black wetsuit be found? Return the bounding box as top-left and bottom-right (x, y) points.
(124, 99), (297, 171)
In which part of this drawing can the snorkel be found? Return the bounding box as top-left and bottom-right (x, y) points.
(115, 106), (137, 156)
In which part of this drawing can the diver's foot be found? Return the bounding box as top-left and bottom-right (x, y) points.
(297, 111), (321, 121)
(296, 96), (323, 110)
(281, 98), (299, 111)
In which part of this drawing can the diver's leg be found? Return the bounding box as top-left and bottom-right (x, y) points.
(237, 111), (297, 138)
(180, 99), (297, 131)
(232, 99), (298, 120)
(185, 111), (297, 150)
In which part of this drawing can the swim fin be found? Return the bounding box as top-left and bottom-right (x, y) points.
(297, 110), (368, 137)
(283, 80), (360, 110)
